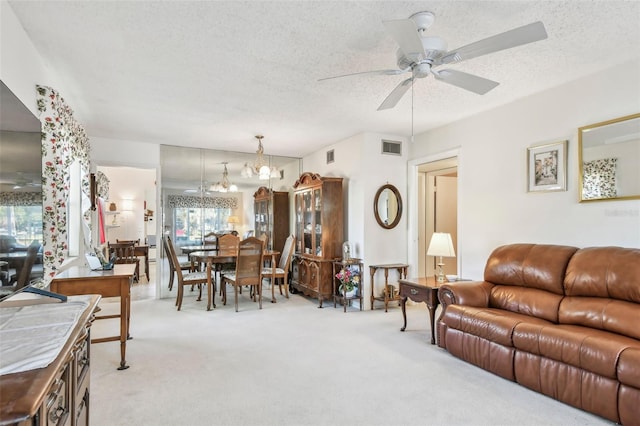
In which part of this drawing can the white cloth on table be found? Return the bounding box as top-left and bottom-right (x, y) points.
(0, 296), (92, 375)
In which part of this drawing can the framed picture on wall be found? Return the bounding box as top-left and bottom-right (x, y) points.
(527, 140), (568, 192)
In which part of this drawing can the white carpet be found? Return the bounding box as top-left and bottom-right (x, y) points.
(90, 291), (612, 426)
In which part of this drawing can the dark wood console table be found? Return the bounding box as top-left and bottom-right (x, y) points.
(50, 264), (136, 370)
(399, 276), (446, 345)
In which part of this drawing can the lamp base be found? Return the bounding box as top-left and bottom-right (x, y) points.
(436, 261), (445, 283)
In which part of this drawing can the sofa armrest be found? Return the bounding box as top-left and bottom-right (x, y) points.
(436, 281), (494, 348)
(438, 281), (494, 309)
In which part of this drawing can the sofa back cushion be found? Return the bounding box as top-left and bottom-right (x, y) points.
(560, 246), (640, 339)
(484, 244), (578, 322)
(485, 244), (578, 294)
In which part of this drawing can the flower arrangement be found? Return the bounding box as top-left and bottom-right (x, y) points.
(336, 266), (360, 292)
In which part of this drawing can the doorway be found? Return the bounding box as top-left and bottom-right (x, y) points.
(407, 149), (459, 278)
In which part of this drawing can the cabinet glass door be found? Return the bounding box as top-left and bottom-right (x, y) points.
(314, 188), (322, 256)
(303, 191), (312, 255)
(295, 193), (303, 253)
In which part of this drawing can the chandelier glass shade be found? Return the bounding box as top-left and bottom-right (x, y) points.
(209, 162), (237, 193)
(241, 135), (278, 180)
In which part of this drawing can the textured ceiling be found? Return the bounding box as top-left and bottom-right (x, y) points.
(7, 1), (640, 158)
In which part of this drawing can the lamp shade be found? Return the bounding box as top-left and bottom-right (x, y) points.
(426, 232), (455, 257)
(227, 216), (240, 224)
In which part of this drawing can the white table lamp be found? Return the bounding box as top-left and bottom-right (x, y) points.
(427, 232), (456, 283)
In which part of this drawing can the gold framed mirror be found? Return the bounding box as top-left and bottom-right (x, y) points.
(374, 184), (402, 229)
(578, 112), (640, 202)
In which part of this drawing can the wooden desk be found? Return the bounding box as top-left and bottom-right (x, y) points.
(398, 276), (446, 345)
(369, 263), (409, 312)
(50, 264), (136, 370)
(109, 244), (150, 281)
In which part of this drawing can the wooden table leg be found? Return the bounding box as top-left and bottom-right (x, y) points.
(427, 298), (438, 345)
(118, 286), (130, 370)
(400, 296), (408, 331)
(369, 267), (375, 310)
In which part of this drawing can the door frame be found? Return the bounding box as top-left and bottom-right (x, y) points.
(407, 148), (460, 272)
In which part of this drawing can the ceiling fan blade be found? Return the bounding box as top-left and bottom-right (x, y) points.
(383, 19), (426, 60)
(318, 68), (410, 82)
(434, 69), (499, 95)
(436, 21), (547, 65)
(377, 77), (413, 111)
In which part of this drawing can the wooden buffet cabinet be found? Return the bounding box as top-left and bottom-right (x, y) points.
(0, 295), (101, 426)
(290, 172), (343, 307)
(253, 186), (290, 259)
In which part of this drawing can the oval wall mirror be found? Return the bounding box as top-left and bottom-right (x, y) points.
(578, 112), (640, 202)
(374, 184), (402, 229)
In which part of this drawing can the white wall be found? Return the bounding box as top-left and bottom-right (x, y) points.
(409, 59), (640, 280)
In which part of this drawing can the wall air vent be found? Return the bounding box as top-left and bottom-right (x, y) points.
(381, 140), (402, 155)
(326, 149), (335, 164)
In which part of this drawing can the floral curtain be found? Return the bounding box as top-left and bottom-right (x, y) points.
(36, 85), (91, 282)
(168, 195), (238, 209)
(0, 192), (43, 206)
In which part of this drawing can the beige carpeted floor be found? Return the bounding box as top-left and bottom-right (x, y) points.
(89, 281), (612, 426)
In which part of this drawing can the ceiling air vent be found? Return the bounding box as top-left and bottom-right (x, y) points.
(326, 149), (335, 164)
(381, 139), (402, 155)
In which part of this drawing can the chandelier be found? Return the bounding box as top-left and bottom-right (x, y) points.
(209, 162), (237, 193)
(241, 135), (279, 180)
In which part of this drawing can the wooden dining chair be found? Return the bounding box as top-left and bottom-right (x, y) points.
(262, 234), (295, 301)
(162, 236), (192, 291)
(222, 237), (264, 312)
(2, 241), (41, 292)
(165, 236), (211, 311)
(109, 242), (140, 282)
(217, 233), (239, 296)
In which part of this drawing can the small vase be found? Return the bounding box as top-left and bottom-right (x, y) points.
(340, 286), (357, 298)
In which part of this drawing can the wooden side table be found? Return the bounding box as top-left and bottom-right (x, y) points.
(398, 276), (446, 345)
(369, 263), (409, 312)
(332, 259), (363, 312)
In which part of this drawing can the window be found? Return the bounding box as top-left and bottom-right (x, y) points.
(0, 205), (43, 246)
(173, 207), (231, 246)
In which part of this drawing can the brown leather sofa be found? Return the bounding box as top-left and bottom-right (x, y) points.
(437, 244), (640, 424)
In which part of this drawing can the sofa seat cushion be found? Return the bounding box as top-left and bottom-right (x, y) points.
(513, 323), (639, 379)
(619, 348), (640, 388)
(441, 305), (551, 347)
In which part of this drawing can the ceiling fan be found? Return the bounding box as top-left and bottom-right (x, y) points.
(319, 11), (548, 110)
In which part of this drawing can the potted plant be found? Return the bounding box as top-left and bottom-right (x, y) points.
(335, 266), (360, 298)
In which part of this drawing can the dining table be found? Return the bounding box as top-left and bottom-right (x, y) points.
(189, 248), (280, 310)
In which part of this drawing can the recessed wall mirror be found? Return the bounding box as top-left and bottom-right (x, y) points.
(578, 112), (640, 202)
(374, 184), (402, 229)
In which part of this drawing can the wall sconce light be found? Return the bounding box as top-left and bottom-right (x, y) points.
(121, 199), (134, 211)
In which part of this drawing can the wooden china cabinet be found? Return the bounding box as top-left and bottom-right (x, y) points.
(253, 186), (290, 259)
(291, 172), (343, 307)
